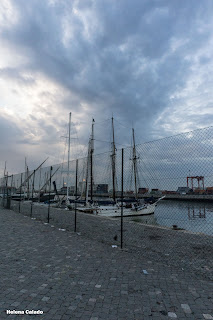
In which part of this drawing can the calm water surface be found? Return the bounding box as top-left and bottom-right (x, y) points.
(129, 200), (213, 236)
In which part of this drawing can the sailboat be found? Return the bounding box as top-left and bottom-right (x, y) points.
(75, 119), (98, 213)
(11, 158), (49, 201)
(129, 128), (165, 214)
(97, 127), (165, 217)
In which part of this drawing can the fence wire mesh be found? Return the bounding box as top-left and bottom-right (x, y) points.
(1, 126), (213, 279)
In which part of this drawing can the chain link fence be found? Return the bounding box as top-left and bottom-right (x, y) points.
(1, 126), (213, 279)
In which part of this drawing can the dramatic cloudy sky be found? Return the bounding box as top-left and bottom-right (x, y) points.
(1, 0), (213, 176)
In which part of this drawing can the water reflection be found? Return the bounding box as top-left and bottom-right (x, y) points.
(129, 200), (213, 236)
(188, 206), (206, 219)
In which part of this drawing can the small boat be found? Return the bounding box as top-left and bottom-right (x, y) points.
(97, 196), (165, 217)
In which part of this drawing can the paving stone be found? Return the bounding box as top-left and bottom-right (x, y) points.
(181, 304), (192, 313)
(10, 302), (20, 307)
(42, 296), (50, 302)
(203, 315), (213, 320)
(0, 205), (213, 320)
(168, 312), (178, 318)
(20, 289), (28, 293)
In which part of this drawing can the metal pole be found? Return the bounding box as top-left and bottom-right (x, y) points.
(132, 128), (138, 200)
(67, 112), (71, 203)
(47, 166), (53, 223)
(75, 159), (78, 232)
(24, 157), (27, 201)
(27, 166), (30, 200)
(111, 117), (116, 202)
(19, 173), (23, 213)
(3, 176), (6, 207)
(6, 172), (9, 208)
(2, 162), (6, 207)
(38, 167), (42, 202)
(90, 119), (95, 202)
(30, 170), (35, 217)
(11, 174), (13, 197)
(121, 148), (124, 249)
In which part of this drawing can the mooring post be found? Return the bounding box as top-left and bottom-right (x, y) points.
(121, 148), (124, 249)
(75, 159), (78, 232)
(47, 166), (53, 223)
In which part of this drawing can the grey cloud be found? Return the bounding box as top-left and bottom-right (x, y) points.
(0, 116), (22, 143)
(0, 67), (35, 85)
(1, 0), (213, 173)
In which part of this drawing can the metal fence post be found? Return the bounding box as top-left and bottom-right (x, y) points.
(6, 173), (9, 209)
(47, 166), (53, 223)
(10, 174), (13, 204)
(19, 173), (23, 213)
(31, 170), (35, 217)
(75, 159), (78, 232)
(121, 148), (124, 249)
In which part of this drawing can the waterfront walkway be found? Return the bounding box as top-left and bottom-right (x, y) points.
(0, 207), (212, 320)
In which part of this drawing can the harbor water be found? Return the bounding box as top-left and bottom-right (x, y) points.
(127, 200), (213, 236)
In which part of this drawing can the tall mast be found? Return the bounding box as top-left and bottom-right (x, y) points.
(67, 112), (71, 203)
(3, 161), (7, 188)
(132, 128), (138, 200)
(111, 117), (116, 201)
(19, 158), (48, 188)
(4, 161), (6, 177)
(24, 157), (27, 199)
(90, 119), (95, 201)
(85, 139), (90, 203)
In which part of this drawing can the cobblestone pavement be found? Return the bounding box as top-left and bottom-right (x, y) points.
(10, 201), (213, 282)
(0, 207), (212, 320)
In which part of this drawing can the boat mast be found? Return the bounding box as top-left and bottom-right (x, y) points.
(24, 157), (27, 200)
(38, 167), (42, 202)
(4, 161), (6, 178)
(90, 119), (95, 201)
(85, 140), (90, 204)
(132, 128), (139, 200)
(111, 117), (116, 201)
(66, 112), (71, 203)
(3, 161), (7, 189)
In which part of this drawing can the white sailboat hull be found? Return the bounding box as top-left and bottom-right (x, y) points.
(96, 203), (156, 217)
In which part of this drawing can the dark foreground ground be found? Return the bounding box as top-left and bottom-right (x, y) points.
(0, 206), (213, 320)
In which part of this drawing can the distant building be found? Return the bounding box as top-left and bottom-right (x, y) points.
(78, 182), (108, 194)
(177, 187), (191, 194)
(206, 187), (213, 195)
(0, 186), (16, 195)
(162, 190), (177, 195)
(138, 188), (149, 194)
(126, 190), (134, 194)
(193, 188), (205, 195)
(60, 186), (75, 194)
(95, 184), (108, 194)
(78, 181), (86, 193)
(150, 189), (161, 195)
